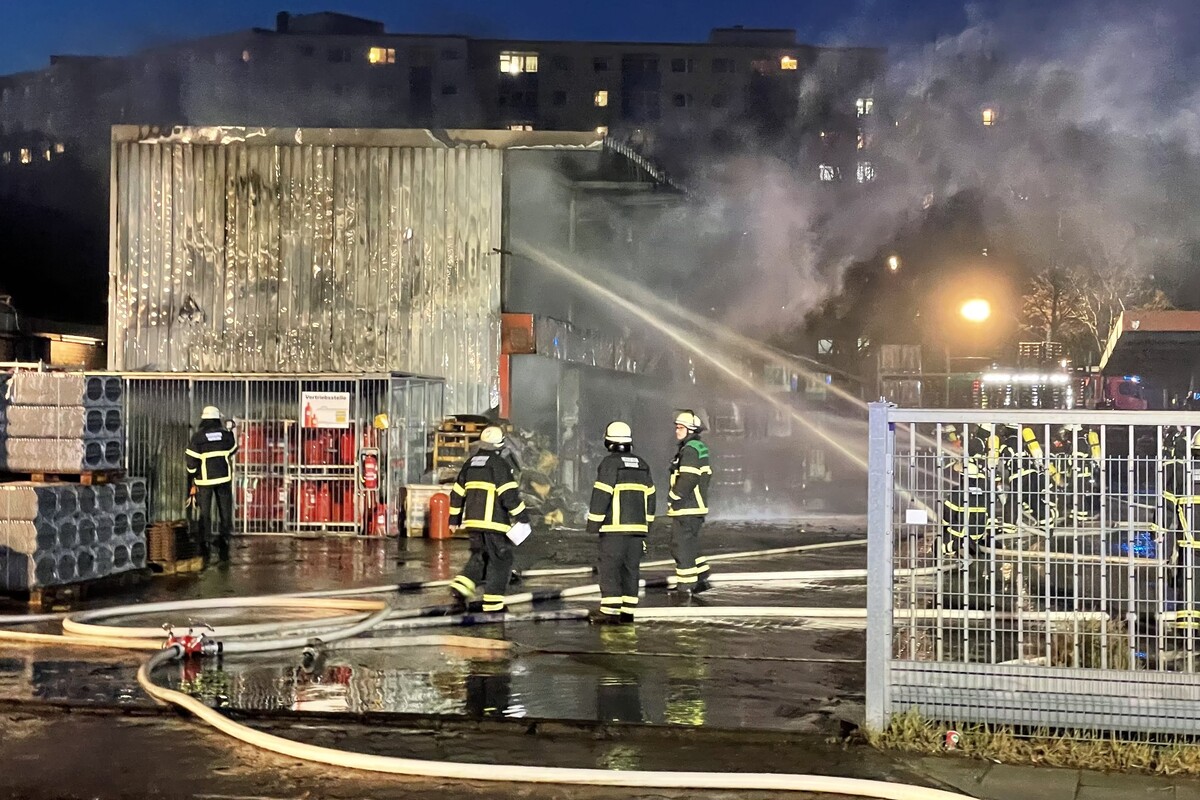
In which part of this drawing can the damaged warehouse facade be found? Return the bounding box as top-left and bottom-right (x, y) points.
(107, 125), (687, 531)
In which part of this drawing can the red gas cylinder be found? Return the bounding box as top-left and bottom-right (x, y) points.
(428, 492), (451, 540)
(304, 433), (324, 465)
(341, 486), (355, 522)
(339, 428), (355, 464)
(300, 483), (318, 523)
(316, 482), (332, 523)
(373, 503), (390, 536)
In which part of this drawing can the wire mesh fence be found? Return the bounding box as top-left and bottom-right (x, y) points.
(867, 404), (1200, 736)
(122, 373), (443, 535)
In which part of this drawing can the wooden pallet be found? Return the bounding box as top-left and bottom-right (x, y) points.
(12, 470), (125, 486)
(18, 567), (152, 611)
(149, 556), (205, 576)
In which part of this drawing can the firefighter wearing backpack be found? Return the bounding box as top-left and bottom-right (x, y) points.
(185, 405), (239, 563)
(669, 410), (713, 593)
(586, 421), (656, 624)
(447, 425), (530, 614)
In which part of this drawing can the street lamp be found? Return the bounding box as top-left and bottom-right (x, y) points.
(960, 298), (991, 323)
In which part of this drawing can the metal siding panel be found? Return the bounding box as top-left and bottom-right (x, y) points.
(110, 137), (501, 412)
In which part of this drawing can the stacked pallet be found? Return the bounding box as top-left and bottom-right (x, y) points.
(0, 477), (148, 592)
(0, 371), (124, 472)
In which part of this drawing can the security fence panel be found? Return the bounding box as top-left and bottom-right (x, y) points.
(867, 403), (1200, 738)
(122, 373), (442, 535)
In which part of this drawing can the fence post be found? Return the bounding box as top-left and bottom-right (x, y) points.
(865, 401), (894, 732)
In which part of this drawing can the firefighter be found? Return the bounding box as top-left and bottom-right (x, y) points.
(185, 406), (238, 563)
(668, 410), (713, 593)
(998, 423), (1060, 531)
(447, 425), (530, 614)
(1058, 424), (1102, 522)
(1162, 427), (1200, 633)
(585, 421), (656, 624)
(940, 424), (992, 556)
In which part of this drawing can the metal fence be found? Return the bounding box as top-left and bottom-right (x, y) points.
(866, 403), (1200, 737)
(122, 373), (443, 535)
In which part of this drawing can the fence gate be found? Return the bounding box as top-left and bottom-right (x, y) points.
(867, 403), (1200, 737)
(122, 373), (443, 535)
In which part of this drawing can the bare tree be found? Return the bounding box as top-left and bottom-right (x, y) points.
(1022, 264), (1170, 362)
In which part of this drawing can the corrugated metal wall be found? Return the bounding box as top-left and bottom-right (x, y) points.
(109, 133), (502, 415)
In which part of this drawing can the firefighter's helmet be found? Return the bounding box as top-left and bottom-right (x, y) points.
(674, 410), (703, 432)
(480, 425), (505, 446)
(201, 405), (221, 420)
(605, 421), (633, 445)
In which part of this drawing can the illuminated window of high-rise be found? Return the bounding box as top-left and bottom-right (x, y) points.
(500, 52), (538, 75)
(1, 152), (9, 165)
(595, 126), (609, 137)
(42, 148), (50, 161)
(19, 148), (31, 164)
(508, 123), (534, 131)
(856, 97), (874, 117)
(780, 55), (798, 70)
(856, 161), (876, 183)
(241, 50), (252, 63)
(54, 143), (64, 154)
(594, 90), (609, 107)
(368, 47), (396, 65)
(818, 164), (836, 182)
(982, 107), (997, 126)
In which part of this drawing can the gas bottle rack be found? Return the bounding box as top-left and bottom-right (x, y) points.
(234, 418), (360, 533)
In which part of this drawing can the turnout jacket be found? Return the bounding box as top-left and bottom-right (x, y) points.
(185, 421), (238, 486)
(668, 434), (712, 517)
(449, 447), (530, 532)
(586, 451), (656, 534)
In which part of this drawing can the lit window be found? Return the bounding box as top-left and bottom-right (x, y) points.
(500, 51), (538, 75)
(818, 164), (836, 182)
(1, 152), (9, 165)
(368, 47), (396, 65)
(42, 148), (50, 161)
(982, 107), (997, 126)
(53, 143), (64, 154)
(856, 161), (876, 183)
(19, 148), (31, 164)
(856, 97), (874, 117)
(595, 126), (608, 137)
(508, 123), (534, 131)
(780, 55), (798, 70)
(818, 339), (834, 355)
(594, 90), (608, 107)
(241, 49), (251, 63)
(857, 131), (872, 150)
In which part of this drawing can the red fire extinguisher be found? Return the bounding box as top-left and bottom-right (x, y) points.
(360, 448), (379, 491)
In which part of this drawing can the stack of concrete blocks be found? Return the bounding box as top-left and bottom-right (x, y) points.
(0, 371), (124, 472)
(0, 477), (148, 592)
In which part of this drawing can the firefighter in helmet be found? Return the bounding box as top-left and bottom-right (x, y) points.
(185, 405), (238, 563)
(997, 423), (1060, 531)
(585, 421), (656, 624)
(668, 410), (713, 593)
(940, 423), (993, 556)
(1057, 424), (1102, 522)
(448, 425), (530, 614)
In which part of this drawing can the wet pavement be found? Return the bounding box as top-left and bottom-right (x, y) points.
(0, 520), (871, 736)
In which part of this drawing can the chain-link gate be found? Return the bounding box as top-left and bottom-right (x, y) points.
(122, 373), (443, 535)
(867, 403), (1200, 736)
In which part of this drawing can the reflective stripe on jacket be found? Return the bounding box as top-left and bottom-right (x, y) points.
(185, 423), (238, 486)
(448, 447), (529, 533)
(587, 451), (656, 534)
(668, 435), (711, 517)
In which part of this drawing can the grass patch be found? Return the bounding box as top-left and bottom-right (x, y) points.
(870, 709), (1200, 776)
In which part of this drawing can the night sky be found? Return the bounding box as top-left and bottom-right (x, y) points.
(1, 0), (1000, 76)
